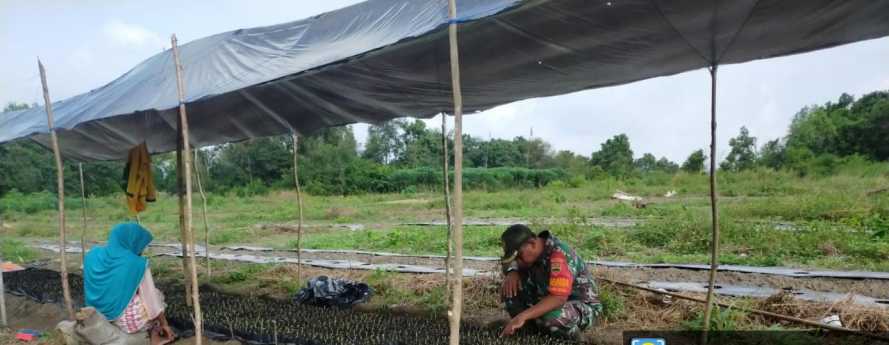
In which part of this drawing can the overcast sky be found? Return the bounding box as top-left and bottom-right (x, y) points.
(2, 1), (888, 163)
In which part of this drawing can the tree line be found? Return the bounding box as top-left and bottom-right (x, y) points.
(1, 90), (886, 197)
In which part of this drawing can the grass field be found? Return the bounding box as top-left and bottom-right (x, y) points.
(2, 167), (889, 343)
(2, 167), (888, 271)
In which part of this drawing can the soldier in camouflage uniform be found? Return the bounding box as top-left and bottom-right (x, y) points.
(498, 224), (602, 340)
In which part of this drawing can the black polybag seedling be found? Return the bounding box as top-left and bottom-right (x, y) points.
(6, 268), (577, 345)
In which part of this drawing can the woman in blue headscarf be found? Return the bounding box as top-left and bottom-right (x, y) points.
(84, 223), (174, 345)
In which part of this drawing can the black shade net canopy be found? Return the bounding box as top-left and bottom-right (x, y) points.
(2, 0), (888, 161)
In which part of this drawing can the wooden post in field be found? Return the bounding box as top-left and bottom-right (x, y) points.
(702, 65), (720, 335)
(1, 260), (6, 326)
(1, 138), (7, 327)
(441, 114), (454, 299)
(193, 149), (211, 277)
(446, 1), (465, 343)
(176, 117), (193, 305)
(291, 133), (304, 281)
(171, 34), (203, 345)
(79, 163), (88, 265)
(39, 59), (75, 320)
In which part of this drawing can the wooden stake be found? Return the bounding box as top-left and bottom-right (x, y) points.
(273, 320), (278, 345)
(78, 163), (87, 266)
(38, 59), (75, 320)
(441, 114), (454, 300)
(291, 133), (304, 282)
(193, 149), (211, 277)
(447, 1), (465, 343)
(176, 107), (193, 306)
(171, 34), (203, 345)
(702, 65), (720, 335)
(1, 261), (6, 327)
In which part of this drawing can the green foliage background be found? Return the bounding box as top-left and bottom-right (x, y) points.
(1, 90), (887, 198)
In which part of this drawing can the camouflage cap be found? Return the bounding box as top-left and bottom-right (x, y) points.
(500, 224), (535, 264)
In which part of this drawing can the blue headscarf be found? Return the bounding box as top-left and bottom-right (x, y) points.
(84, 223), (153, 320)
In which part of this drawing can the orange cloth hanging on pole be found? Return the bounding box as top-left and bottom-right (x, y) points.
(124, 143), (156, 214)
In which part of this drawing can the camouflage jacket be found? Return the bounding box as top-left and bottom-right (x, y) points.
(504, 231), (599, 304)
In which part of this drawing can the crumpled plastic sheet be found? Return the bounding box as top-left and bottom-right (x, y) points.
(293, 276), (373, 309)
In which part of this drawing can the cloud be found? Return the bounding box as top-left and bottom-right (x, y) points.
(104, 20), (165, 49)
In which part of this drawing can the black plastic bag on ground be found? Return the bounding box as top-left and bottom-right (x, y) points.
(293, 276), (373, 309)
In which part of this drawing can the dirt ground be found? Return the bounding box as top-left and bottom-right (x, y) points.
(10, 245), (889, 345)
(2, 294), (67, 333)
(4, 279), (889, 345)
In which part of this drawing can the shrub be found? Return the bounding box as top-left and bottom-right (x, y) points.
(548, 180), (568, 189)
(232, 180), (270, 198)
(598, 285), (625, 321)
(400, 185), (418, 194)
(0, 190), (56, 214)
(0, 239), (38, 263)
(567, 175), (586, 188)
(683, 306), (748, 331)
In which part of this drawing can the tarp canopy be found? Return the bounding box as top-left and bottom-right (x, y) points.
(2, 0), (888, 161)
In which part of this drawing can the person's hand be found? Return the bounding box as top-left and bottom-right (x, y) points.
(150, 327), (174, 345)
(159, 324), (174, 343)
(501, 271), (521, 298)
(500, 314), (527, 337)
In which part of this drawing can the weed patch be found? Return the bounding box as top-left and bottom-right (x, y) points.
(0, 239), (37, 263)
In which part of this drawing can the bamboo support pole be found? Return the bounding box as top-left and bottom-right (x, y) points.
(78, 163), (87, 266)
(291, 134), (304, 282)
(176, 110), (193, 305)
(193, 150), (211, 277)
(598, 277), (889, 343)
(441, 114), (454, 300)
(38, 59), (75, 320)
(447, 0), (465, 343)
(702, 65), (720, 335)
(171, 34), (203, 345)
(1, 260), (6, 326)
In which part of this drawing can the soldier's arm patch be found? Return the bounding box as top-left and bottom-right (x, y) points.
(547, 251), (573, 297)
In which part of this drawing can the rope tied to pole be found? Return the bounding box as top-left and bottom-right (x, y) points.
(193, 149), (212, 277)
